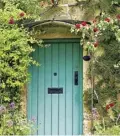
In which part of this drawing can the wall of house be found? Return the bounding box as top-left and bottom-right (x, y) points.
(39, 0), (89, 21)
(22, 0), (94, 134)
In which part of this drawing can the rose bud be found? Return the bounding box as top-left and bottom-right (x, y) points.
(19, 12), (25, 17)
(75, 24), (81, 29)
(81, 21), (87, 26)
(94, 41), (99, 47)
(9, 17), (14, 24)
(105, 18), (110, 22)
(93, 28), (98, 32)
(116, 14), (120, 20)
(109, 102), (115, 107)
(106, 102), (115, 111)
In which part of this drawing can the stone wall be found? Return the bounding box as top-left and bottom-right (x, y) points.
(39, 0), (88, 21)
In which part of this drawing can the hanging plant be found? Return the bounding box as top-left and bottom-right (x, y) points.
(83, 55), (91, 61)
(83, 48), (91, 61)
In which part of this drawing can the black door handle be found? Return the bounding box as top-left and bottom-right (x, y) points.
(74, 71), (78, 85)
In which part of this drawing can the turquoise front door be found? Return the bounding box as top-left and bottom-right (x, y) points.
(28, 39), (83, 135)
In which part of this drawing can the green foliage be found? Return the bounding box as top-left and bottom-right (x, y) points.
(71, 13), (120, 53)
(0, 103), (36, 135)
(72, 10), (120, 134)
(0, 27), (34, 88)
(84, 37), (120, 134)
(87, 18), (120, 134)
(1, 0), (44, 19)
(81, 0), (120, 19)
(94, 123), (120, 135)
(102, 126), (120, 135)
(0, 1), (42, 105)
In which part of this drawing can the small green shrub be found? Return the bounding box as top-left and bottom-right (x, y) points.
(0, 102), (36, 135)
(95, 124), (120, 135)
(0, 1), (42, 106)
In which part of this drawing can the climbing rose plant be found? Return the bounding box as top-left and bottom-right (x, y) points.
(0, 2), (41, 104)
(71, 13), (120, 53)
(73, 13), (120, 134)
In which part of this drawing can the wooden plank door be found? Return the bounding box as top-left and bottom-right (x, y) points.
(28, 39), (83, 135)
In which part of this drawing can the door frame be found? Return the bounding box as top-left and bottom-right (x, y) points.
(27, 38), (83, 134)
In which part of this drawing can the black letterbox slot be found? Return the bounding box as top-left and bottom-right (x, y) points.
(48, 88), (63, 94)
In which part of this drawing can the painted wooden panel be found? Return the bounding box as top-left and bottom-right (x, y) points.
(66, 43), (73, 135)
(31, 46), (38, 134)
(58, 43), (66, 135)
(73, 43), (80, 134)
(44, 46), (52, 135)
(51, 44), (59, 135)
(28, 39), (83, 135)
(38, 47), (45, 134)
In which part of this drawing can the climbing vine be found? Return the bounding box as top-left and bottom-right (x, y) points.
(71, 13), (120, 134)
(71, 13), (120, 54)
(0, 1), (42, 106)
